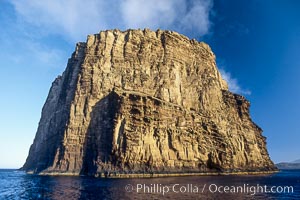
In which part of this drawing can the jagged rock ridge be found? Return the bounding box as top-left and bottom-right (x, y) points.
(23, 29), (276, 176)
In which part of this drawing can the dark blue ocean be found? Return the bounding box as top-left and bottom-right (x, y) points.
(0, 169), (299, 200)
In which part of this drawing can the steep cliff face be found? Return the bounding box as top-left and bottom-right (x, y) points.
(23, 29), (276, 176)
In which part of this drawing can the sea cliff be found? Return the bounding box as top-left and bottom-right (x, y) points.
(22, 29), (277, 176)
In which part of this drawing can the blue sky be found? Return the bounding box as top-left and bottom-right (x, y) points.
(0, 0), (299, 168)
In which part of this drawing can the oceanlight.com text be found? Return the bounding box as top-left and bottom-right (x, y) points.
(124, 183), (294, 196)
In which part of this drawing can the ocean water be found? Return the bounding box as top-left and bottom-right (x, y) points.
(0, 169), (299, 200)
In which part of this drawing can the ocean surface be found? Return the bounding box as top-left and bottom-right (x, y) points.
(0, 169), (299, 200)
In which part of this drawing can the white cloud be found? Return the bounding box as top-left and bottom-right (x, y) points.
(120, 0), (180, 29)
(0, 30), (65, 68)
(11, 0), (213, 42)
(11, 0), (112, 41)
(219, 69), (251, 95)
(121, 0), (212, 36)
(179, 0), (212, 35)
(23, 40), (65, 66)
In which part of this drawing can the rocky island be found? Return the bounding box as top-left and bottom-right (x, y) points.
(22, 29), (277, 177)
(276, 159), (300, 170)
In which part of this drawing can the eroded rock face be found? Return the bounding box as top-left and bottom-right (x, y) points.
(22, 29), (276, 176)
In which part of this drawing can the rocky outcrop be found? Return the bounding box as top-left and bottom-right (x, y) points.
(22, 29), (276, 176)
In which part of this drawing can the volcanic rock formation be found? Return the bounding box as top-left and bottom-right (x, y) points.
(22, 29), (276, 176)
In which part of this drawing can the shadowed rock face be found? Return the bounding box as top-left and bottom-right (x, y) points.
(22, 29), (276, 176)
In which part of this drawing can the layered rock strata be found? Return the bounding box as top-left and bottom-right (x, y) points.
(22, 29), (276, 176)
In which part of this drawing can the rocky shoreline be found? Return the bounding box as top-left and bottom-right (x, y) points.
(24, 170), (279, 178)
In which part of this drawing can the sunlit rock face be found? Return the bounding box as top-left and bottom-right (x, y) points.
(22, 29), (276, 176)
